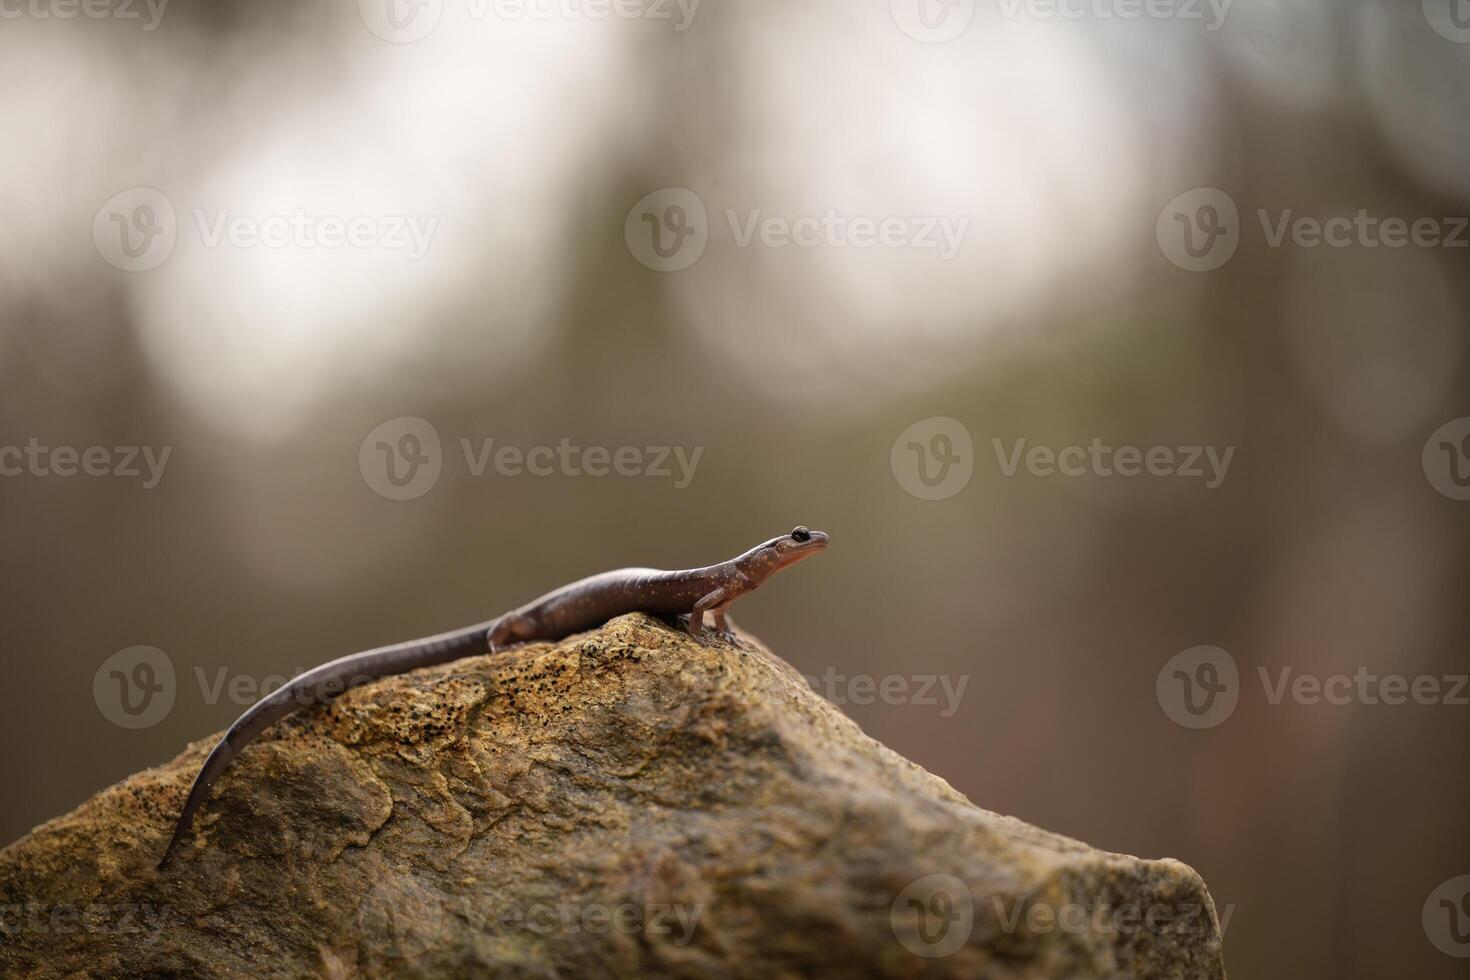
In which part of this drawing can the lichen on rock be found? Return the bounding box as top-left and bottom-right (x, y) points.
(0, 614), (1227, 978)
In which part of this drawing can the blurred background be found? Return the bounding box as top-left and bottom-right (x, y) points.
(2, 0), (1468, 975)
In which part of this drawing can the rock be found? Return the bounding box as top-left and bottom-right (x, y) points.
(0, 614), (1227, 978)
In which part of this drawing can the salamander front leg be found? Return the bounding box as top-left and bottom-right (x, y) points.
(687, 587), (734, 639)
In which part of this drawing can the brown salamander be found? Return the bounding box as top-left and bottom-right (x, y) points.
(157, 525), (828, 868)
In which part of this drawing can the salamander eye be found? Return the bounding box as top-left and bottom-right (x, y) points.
(791, 526), (811, 542)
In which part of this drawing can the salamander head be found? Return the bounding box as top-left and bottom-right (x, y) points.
(737, 525), (829, 580)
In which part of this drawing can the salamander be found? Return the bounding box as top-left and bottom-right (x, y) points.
(157, 525), (828, 868)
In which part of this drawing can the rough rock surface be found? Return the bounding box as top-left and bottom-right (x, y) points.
(0, 614), (1227, 978)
